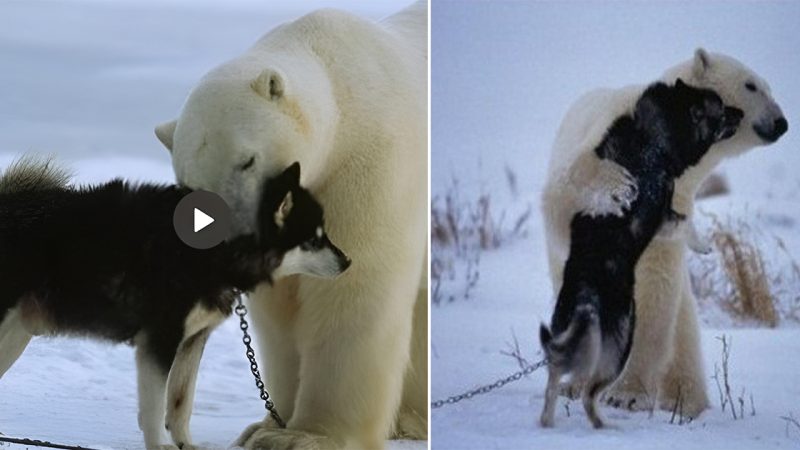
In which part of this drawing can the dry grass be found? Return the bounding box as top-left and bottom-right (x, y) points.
(431, 167), (532, 305)
(690, 214), (781, 327)
(712, 217), (778, 327)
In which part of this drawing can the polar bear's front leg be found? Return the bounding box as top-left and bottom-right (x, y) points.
(234, 280), (303, 446)
(658, 270), (709, 417)
(605, 240), (683, 411)
(242, 273), (416, 450)
(393, 281), (428, 439)
(569, 151), (639, 218)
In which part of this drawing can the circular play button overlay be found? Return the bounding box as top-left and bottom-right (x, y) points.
(173, 190), (232, 249)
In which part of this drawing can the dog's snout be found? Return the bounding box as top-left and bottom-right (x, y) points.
(340, 256), (352, 272)
(725, 107), (744, 125)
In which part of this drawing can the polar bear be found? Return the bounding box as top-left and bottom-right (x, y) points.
(154, 2), (428, 449)
(542, 49), (786, 417)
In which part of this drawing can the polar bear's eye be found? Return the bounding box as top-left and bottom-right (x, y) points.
(238, 156), (256, 171)
(745, 82), (757, 92)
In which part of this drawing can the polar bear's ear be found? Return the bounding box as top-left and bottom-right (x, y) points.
(251, 70), (285, 100)
(155, 119), (177, 152)
(693, 48), (712, 79)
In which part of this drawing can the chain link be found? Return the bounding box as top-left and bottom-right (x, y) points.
(431, 358), (548, 409)
(234, 294), (286, 428)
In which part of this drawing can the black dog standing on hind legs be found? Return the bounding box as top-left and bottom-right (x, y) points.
(539, 79), (743, 429)
(0, 158), (350, 449)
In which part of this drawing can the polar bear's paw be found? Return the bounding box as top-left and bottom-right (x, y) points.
(232, 419), (281, 448)
(579, 159), (638, 218)
(392, 409), (427, 440)
(238, 427), (330, 450)
(658, 383), (710, 419)
(603, 387), (656, 412)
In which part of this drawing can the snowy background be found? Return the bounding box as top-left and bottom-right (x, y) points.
(432, 1), (800, 449)
(0, 1), (424, 449)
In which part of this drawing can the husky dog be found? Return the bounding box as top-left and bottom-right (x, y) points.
(539, 79), (742, 429)
(0, 158), (350, 449)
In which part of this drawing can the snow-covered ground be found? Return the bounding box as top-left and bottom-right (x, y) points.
(432, 1), (800, 449)
(0, 1), (424, 449)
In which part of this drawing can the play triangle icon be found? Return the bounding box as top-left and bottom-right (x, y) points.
(194, 207), (215, 232)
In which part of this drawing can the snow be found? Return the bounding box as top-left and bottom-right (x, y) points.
(0, 1), (425, 449)
(432, 1), (800, 449)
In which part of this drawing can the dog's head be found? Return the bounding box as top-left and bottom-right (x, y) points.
(671, 79), (744, 167)
(638, 80), (743, 172)
(257, 162), (350, 280)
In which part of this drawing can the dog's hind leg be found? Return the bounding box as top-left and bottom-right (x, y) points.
(584, 376), (614, 429)
(166, 328), (211, 449)
(135, 335), (175, 450)
(0, 307), (32, 379)
(540, 365), (562, 428)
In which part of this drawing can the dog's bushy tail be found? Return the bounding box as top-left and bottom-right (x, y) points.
(540, 304), (599, 361)
(0, 155), (71, 194)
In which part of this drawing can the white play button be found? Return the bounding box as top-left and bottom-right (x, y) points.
(193, 207), (215, 232)
(174, 190), (231, 249)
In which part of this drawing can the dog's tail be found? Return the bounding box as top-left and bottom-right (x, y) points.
(540, 303), (599, 362)
(0, 155), (71, 194)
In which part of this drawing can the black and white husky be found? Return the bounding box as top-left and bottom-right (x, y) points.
(539, 79), (743, 429)
(0, 158), (350, 449)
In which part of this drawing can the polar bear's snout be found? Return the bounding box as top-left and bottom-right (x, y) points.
(753, 109), (788, 143)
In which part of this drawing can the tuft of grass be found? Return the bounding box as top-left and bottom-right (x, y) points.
(712, 217), (778, 327)
(690, 214), (781, 327)
(431, 167), (532, 305)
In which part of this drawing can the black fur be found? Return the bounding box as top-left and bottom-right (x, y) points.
(540, 79), (743, 428)
(0, 162), (322, 371)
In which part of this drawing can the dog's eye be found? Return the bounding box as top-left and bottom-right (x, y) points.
(745, 82), (757, 93)
(238, 156), (256, 171)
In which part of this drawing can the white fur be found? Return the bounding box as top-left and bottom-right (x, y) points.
(0, 307), (33, 379)
(134, 334), (171, 450)
(271, 246), (343, 279)
(542, 49), (786, 417)
(156, 2), (428, 448)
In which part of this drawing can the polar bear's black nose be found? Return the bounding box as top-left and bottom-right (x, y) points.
(773, 117), (788, 139)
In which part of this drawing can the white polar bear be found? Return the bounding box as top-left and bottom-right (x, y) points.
(542, 49), (787, 417)
(154, 2), (428, 448)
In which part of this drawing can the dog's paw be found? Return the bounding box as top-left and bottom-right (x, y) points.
(581, 160), (638, 217)
(604, 388), (655, 412)
(240, 427), (330, 450)
(539, 414), (555, 428)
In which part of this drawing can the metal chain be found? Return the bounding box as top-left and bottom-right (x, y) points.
(0, 435), (99, 450)
(234, 295), (287, 428)
(431, 357), (549, 409)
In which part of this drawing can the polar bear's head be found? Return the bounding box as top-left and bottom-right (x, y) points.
(664, 48), (787, 158)
(155, 60), (337, 234)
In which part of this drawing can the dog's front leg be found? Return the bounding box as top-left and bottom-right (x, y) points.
(166, 328), (212, 449)
(135, 336), (175, 450)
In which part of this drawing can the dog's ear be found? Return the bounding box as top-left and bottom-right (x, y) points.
(282, 162), (301, 187)
(155, 119), (177, 152)
(692, 48), (712, 79)
(275, 191), (293, 228)
(675, 78), (687, 89)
